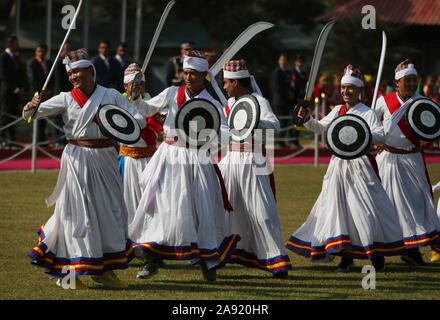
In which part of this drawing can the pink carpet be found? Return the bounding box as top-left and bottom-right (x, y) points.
(0, 158), (61, 170)
(2, 155), (440, 171)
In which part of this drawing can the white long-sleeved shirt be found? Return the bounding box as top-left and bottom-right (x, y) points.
(23, 85), (146, 140)
(304, 103), (386, 145)
(375, 92), (424, 150)
(226, 93), (280, 132)
(133, 86), (229, 139)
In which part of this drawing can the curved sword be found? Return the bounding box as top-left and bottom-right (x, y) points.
(130, 0), (175, 100)
(210, 21), (275, 77)
(293, 20), (336, 126)
(371, 31), (387, 110)
(28, 0), (84, 123)
(304, 20), (336, 101)
(141, 0), (176, 74)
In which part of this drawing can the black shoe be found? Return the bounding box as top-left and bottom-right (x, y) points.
(273, 271), (288, 279)
(157, 260), (166, 268)
(401, 248), (427, 267)
(199, 261), (217, 282)
(137, 258), (159, 279)
(371, 256), (386, 272)
(336, 257), (354, 272)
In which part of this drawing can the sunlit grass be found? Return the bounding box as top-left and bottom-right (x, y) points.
(1, 165), (440, 300)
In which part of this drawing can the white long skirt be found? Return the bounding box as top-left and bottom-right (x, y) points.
(376, 151), (440, 249)
(128, 143), (239, 270)
(28, 144), (133, 276)
(219, 150), (292, 274)
(286, 155), (407, 261)
(121, 156), (152, 226)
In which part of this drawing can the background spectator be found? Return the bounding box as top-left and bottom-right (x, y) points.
(26, 43), (55, 146)
(165, 42), (192, 87)
(91, 40), (124, 92)
(0, 34), (25, 148)
(204, 49), (217, 68)
(435, 75), (440, 101)
(328, 73), (343, 107)
(290, 54), (307, 148)
(423, 75), (437, 102)
(254, 62), (272, 102)
(115, 42), (130, 70)
(271, 53), (294, 148)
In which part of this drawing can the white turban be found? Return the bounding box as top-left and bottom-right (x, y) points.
(124, 63), (146, 84)
(63, 54), (96, 81)
(124, 72), (145, 84)
(341, 65), (364, 88)
(183, 54), (227, 106)
(395, 63), (418, 80)
(223, 60), (263, 96)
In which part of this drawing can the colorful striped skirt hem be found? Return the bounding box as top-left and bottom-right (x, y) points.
(28, 225), (134, 276)
(286, 234), (407, 261)
(229, 249), (292, 274)
(131, 234), (240, 269)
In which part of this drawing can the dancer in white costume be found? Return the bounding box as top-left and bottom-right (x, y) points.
(286, 65), (406, 272)
(118, 63), (163, 225)
(128, 50), (239, 282)
(118, 63), (166, 278)
(375, 59), (440, 266)
(219, 59), (292, 278)
(24, 49), (146, 289)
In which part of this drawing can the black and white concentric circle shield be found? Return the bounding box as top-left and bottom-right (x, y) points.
(175, 98), (221, 148)
(325, 114), (372, 160)
(405, 98), (440, 142)
(96, 104), (141, 144)
(228, 94), (260, 142)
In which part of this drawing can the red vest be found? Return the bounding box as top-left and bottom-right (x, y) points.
(382, 92), (432, 197)
(70, 88), (98, 126)
(383, 92), (420, 147)
(177, 85), (233, 212)
(141, 116), (163, 146)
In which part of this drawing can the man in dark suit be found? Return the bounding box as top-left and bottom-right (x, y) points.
(165, 42), (192, 87)
(0, 35), (25, 147)
(271, 53), (294, 148)
(91, 40), (124, 93)
(115, 42), (130, 71)
(290, 54), (308, 148)
(27, 43), (55, 146)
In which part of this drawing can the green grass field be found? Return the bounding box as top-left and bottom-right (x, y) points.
(1, 164), (440, 300)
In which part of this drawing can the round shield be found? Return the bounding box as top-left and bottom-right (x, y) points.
(325, 114), (372, 160)
(96, 104), (141, 144)
(175, 98), (221, 148)
(228, 94), (260, 142)
(405, 98), (440, 142)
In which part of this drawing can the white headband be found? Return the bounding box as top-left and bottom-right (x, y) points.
(183, 56), (227, 106)
(223, 70), (250, 79)
(395, 64), (418, 80)
(223, 70), (263, 96)
(124, 72), (145, 84)
(63, 55), (93, 71)
(341, 75), (364, 88)
(183, 56), (209, 72)
(63, 56), (96, 81)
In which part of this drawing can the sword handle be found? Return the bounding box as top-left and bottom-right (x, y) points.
(27, 90), (45, 123)
(292, 99), (312, 126)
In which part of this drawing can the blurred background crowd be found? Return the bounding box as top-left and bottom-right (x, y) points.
(1, 0), (439, 151)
